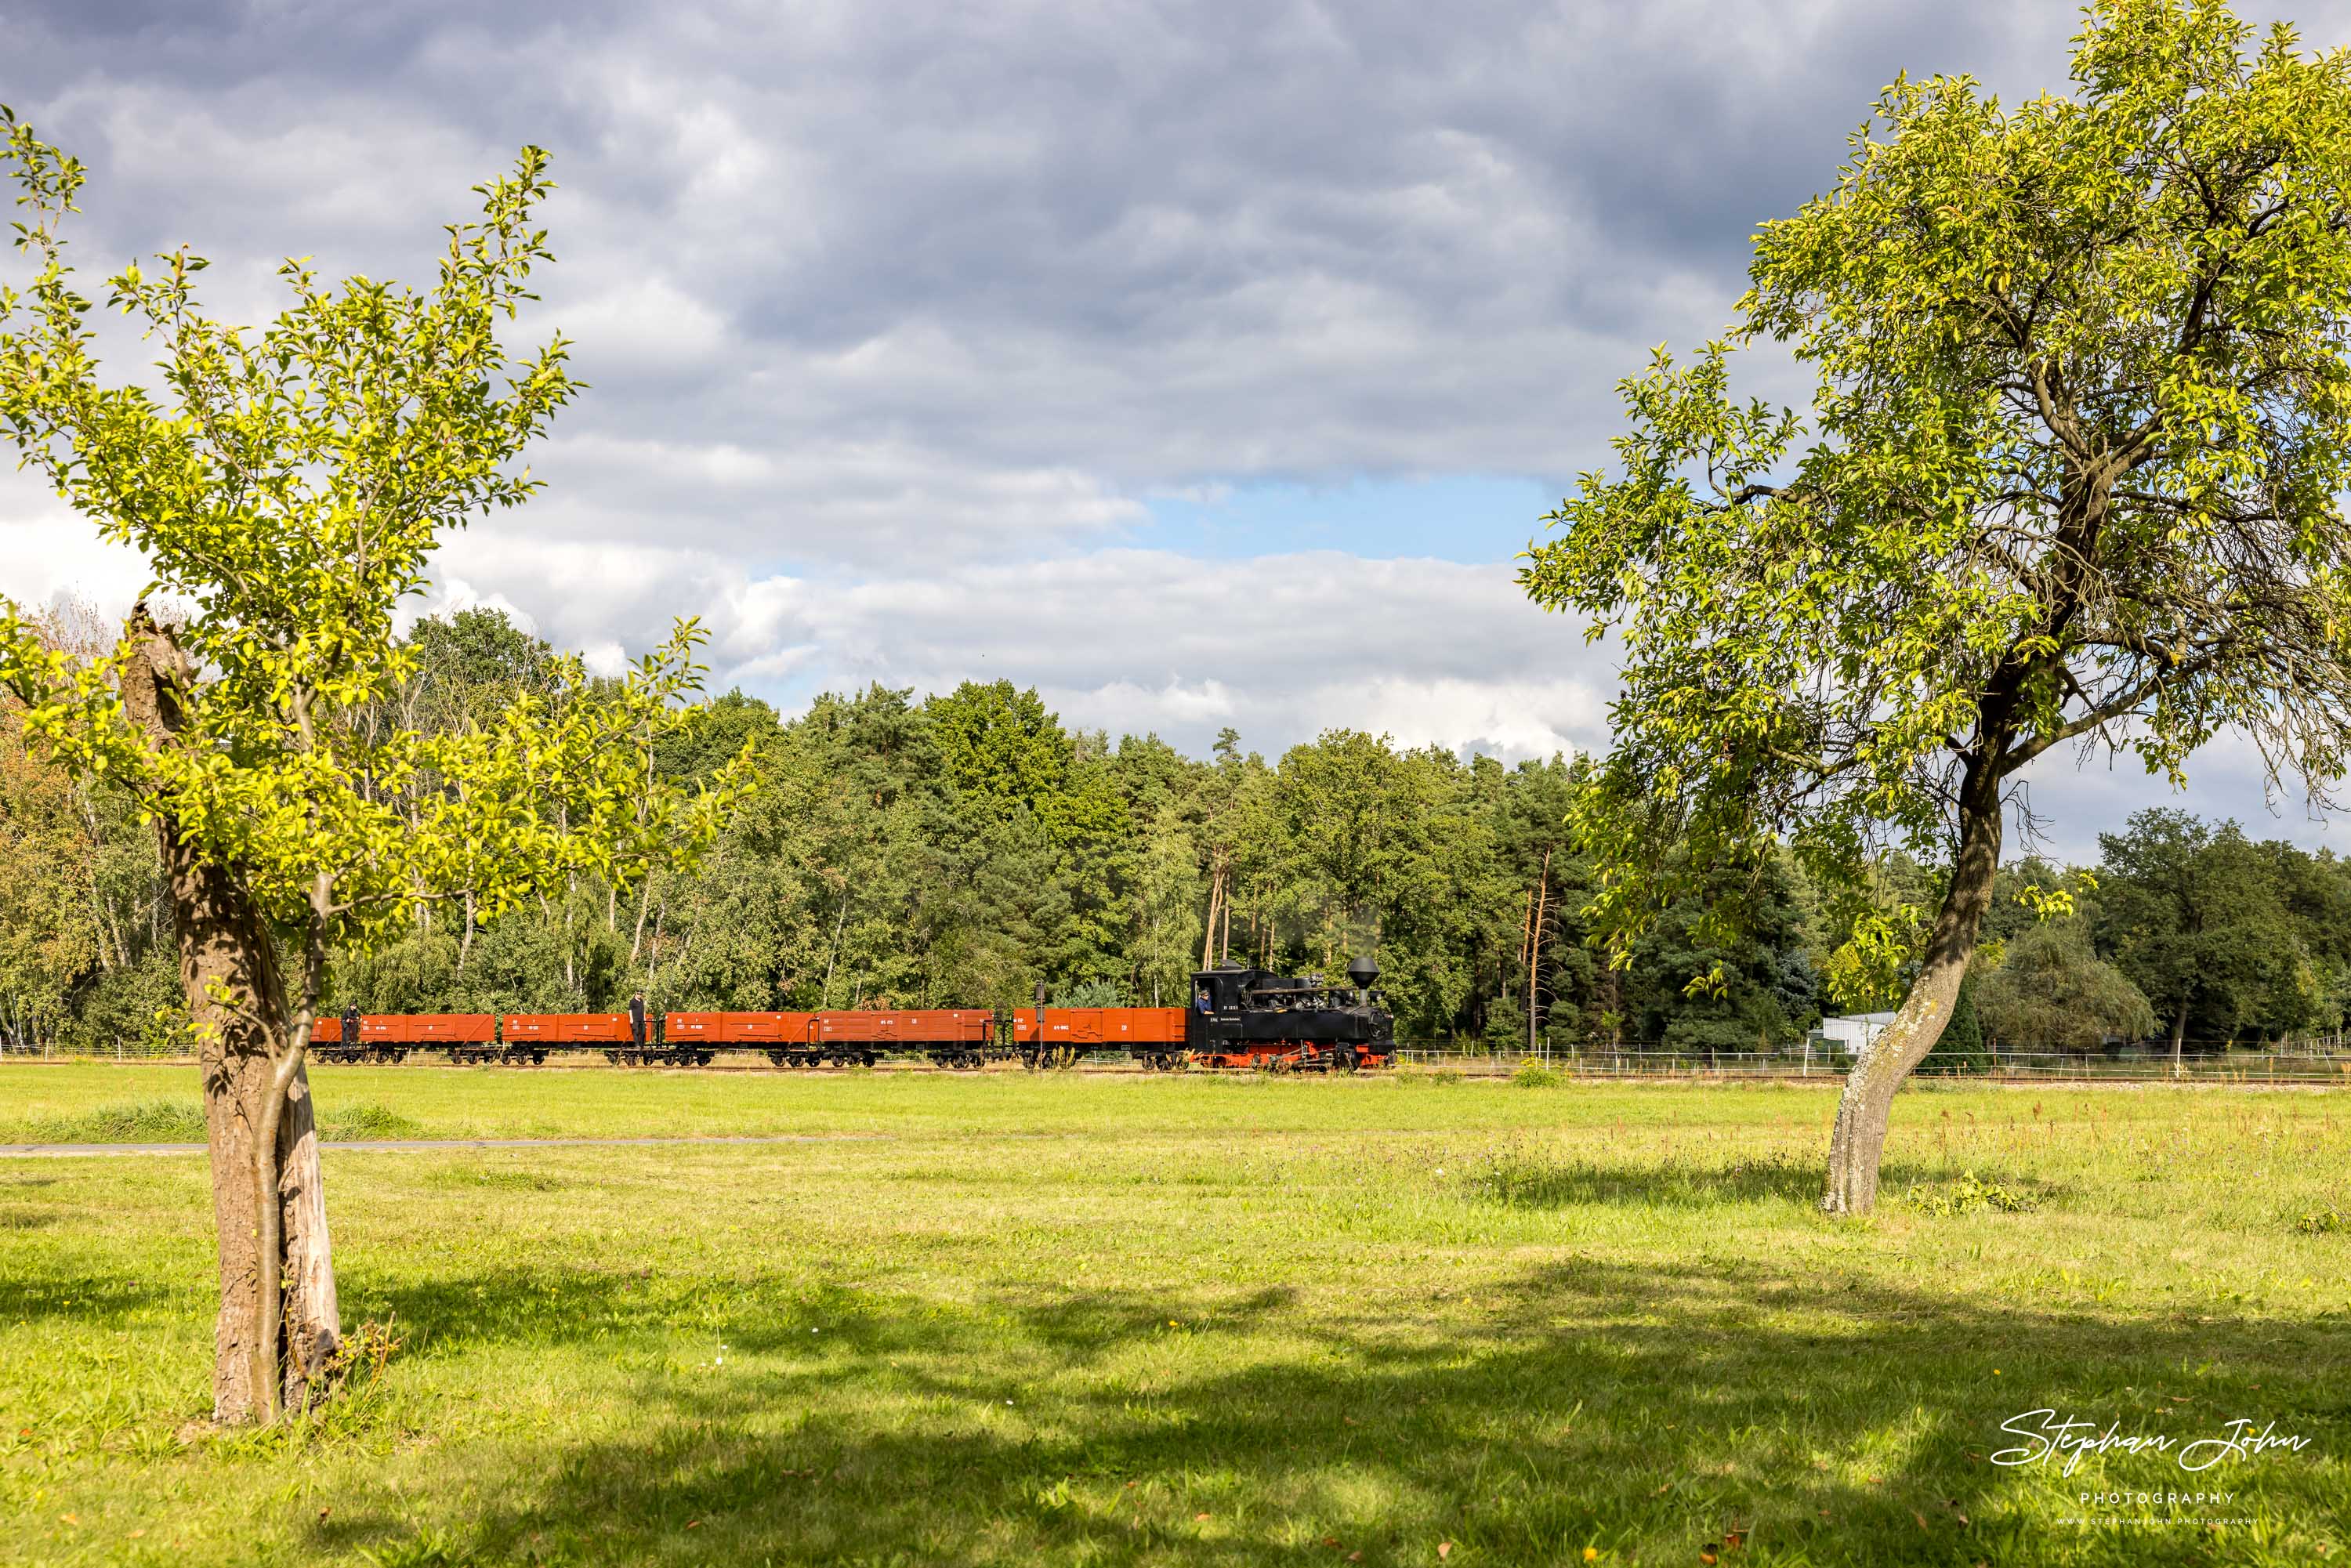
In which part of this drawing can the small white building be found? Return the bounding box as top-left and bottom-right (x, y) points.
(1809, 1012), (1900, 1058)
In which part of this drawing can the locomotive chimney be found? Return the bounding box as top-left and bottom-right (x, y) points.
(1346, 954), (1378, 991)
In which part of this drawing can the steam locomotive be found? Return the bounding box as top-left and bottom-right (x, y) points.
(1175, 955), (1396, 1071)
(312, 958), (1395, 1072)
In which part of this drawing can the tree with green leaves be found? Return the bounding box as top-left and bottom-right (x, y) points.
(0, 116), (745, 1421)
(0, 698), (95, 1045)
(1975, 919), (2158, 1051)
(1523, 1), (2351, 1212)
(2096, 808), (2317, 1066)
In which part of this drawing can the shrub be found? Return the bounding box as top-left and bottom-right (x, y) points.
(1900, 1170), (2037, 1216)
(320, 1103), (423, 1140)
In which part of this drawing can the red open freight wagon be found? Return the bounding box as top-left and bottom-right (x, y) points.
(1010, 1006), (1188, 1067)
(816, 1009), (998, 1066)
(500, 1013), (641, 1064)
(313, 1012), (496, 1063)
(665, 1010), (818, 1066)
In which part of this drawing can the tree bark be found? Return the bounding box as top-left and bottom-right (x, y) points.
(1528, 848), (1552, 1055)
(1821, 759), (2004, 1215)
(121, 608), (340, 1421)
(1199, 859), (1222, 970)
(629, 875), (654, 967)
(2170, 998), (2189, 1081)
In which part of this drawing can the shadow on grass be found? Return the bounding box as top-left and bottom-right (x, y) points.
(1458, 1149), (2071, 1212)
(0, 1268), (178, 1324)
(296, 1255), (2350, 1567)
(1465, 1150), (1828, 1209)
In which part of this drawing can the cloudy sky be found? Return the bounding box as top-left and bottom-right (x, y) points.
(8, 0), (2351, 861)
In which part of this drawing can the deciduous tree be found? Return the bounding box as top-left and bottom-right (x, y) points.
(1523, 1), (2351, 1211)
(0, 116), (745, 1420)
(1975, 919), (2157, 1051)
(2096, 808), (2315, 1066)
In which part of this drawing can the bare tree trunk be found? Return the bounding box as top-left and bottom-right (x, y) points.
(458, 888), (476, 975)
(122, 611), (340, 1421)
(1199, 859), (1222, 969)
(1821, 761), (2003, 1216)
(1515, 889), (1532, 990)
(2170, 998), (2189, 1081)
(823, 893), (850, 1008)
(1528, 848), (1551, 1055)
(629, 875), (654, 967)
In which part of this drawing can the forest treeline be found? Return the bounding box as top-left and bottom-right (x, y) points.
(4, 607), (2349, 1055)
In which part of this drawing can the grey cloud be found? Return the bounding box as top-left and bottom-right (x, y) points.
(4, 0), (2211, 570)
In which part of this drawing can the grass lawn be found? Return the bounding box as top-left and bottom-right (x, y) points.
(3, 1064), (2349, 1566)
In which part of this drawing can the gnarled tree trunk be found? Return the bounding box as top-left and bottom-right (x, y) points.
(122, 608), (340, 1421)
(1821, 760), (2004, 1215)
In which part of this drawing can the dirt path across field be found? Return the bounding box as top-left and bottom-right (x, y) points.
(0, 1132), (897, 1159)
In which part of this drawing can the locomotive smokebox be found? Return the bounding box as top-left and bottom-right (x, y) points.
(1346, 954), (1379, 989)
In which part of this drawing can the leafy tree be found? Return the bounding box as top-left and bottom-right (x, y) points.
(405, 608), (557, 734)
(922, 681), (1132, 990)
(1622, 854), (1820, 1051)
(1131, 799), (1204, 1006)
(1522, 2), (2351, 1211)
(926, 680), (1074, 825)
(0, 701), (95, 1044)
(1270, 732), (1458, 1016)
(2096, 808), (2315, 1066)
(1975, 920), (2157, 1050)
(0, 118), (744, 1421)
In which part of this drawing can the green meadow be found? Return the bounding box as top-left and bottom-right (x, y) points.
(3, 1063), (2349, 1566)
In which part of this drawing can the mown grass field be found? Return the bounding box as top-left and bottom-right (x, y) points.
(3, 1063), (2349, 1566)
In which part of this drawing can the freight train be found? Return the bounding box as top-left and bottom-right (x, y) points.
(311, 960), (1396, 1072)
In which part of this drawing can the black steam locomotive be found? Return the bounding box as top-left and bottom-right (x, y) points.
(1178, 954), (1396, 1071)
